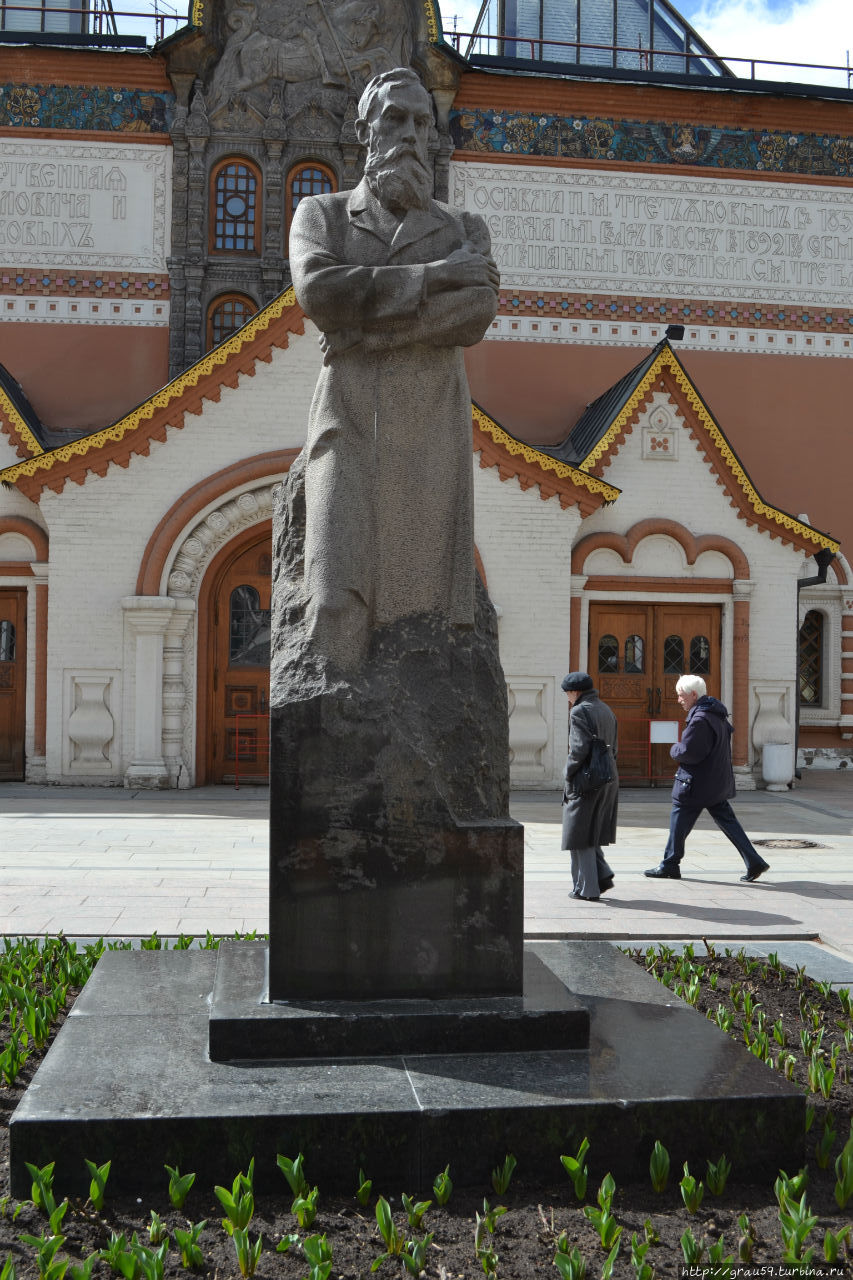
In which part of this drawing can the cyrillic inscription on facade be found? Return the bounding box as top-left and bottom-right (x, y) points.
(450, 163), (853, 304)
(0, 139), (170, 271)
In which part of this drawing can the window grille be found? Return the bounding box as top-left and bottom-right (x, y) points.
(663, 634), (684, 674)
(689, 635), (711, 675)
(624, 634), (644, 673)
(207, 294), (257, 349)
(212, 161), (259, 252)
(598, 634), (619, 673)
(229, 585), (271, 667)
(798, 610), (823, 706)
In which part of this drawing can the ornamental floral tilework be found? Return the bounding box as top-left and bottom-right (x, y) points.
(450, 109), (853, 178)
(0, 84), (174, 133)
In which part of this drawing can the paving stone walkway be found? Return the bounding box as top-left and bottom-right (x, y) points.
(1, 772), (852, 969)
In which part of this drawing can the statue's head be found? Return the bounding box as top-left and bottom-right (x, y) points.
(356, 68), (433, 213)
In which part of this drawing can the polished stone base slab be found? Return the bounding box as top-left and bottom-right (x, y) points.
(9, 942), (804, 1197)
(209, 943), (589, 1060)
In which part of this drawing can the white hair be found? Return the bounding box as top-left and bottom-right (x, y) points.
(676, 674), (707, 698)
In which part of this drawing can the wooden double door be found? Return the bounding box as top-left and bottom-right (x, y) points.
(589, 601), (721, 785)
(0, 589), (26, 782)
(206, 536), (271, 785)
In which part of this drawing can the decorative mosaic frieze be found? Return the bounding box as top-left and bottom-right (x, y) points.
(0, 84), (174, 134)
(450, 109), (853, 178)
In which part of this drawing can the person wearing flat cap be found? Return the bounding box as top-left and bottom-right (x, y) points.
(561, 671), (620, 901)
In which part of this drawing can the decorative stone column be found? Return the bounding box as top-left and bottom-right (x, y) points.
(731, 579), (752, 773)
(569, 574), (587, 671)
(30, 562), (49, 779)
(262, 93), (287, 303)
(162, 598), (195, 788)
(122, 597), (177, 789)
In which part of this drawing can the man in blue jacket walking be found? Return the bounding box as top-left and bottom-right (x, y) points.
(644, 674), (770, 883)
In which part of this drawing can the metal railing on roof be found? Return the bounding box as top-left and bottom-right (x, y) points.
(0, 0), (181, 44)
(448, 29), (853, 89)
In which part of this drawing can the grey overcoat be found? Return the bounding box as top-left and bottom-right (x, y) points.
(289, 179), (498, 630)
(561, 688), (619, 850)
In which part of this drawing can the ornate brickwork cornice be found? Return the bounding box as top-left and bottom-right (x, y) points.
(580, 345), (840, 554)
(0, 288), (304, 498)
(472, 403), (620, 513)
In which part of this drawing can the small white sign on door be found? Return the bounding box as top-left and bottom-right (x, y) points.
(650, 720), (679, 744)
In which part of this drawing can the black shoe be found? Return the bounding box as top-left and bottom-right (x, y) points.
(571, 890), (600, 901)
(740, 861), (770, 883)
(644, 865), (681, 879)
(599, 877), (614, 895)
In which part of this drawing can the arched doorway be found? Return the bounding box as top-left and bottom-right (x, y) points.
(202, 527), (272, 784)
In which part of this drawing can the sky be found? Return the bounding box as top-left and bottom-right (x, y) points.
(443, 0), (852, 88)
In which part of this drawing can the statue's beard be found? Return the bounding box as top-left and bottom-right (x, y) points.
(364, 146), (432, 212)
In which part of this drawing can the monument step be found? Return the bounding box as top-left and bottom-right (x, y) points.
(9, 941), (803, 1198)
(208, 942), (590, 1060)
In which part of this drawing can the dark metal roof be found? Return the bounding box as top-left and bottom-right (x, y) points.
(529, 342), (666, 467)
(0, 362), (46, 451)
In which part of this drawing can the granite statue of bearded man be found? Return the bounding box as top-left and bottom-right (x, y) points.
(289, 67), (500, 669)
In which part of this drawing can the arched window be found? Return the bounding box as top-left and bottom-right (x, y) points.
(663, 634), (684, 674)
(229, 585), (271, 667)
(286, 161), (336, 245)
(211, 159), (261, 253)
(207, 293), (258, 350)
(598, 634), (619, 673)
(624, 634), (644, 673)
(689, 635), (711, 675)
(799, 609), (824, 706)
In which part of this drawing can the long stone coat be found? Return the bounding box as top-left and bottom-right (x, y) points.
(561, 688), (620, 850)
(289, 179), (498, 636)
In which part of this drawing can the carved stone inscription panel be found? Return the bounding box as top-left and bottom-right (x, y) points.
(450, 162), (853, 305)
(0, 138), (171, 270)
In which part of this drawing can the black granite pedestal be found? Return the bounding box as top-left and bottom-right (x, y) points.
(208, 943), (589, 1060)
(10, 941), (804, 1198)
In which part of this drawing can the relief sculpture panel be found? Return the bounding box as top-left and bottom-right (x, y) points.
(207, 0), (415, 115)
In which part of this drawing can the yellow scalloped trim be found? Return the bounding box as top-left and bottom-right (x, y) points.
(0, 388), (44, 460)
(190, 0), (203, 26)
(0, 289), (298, 487)
(473, 405), (620, 502)
(579, 347), (839, 553)
(423, 0), (440, 41)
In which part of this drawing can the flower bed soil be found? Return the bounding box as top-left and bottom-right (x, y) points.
(1, 947), (851, 1278)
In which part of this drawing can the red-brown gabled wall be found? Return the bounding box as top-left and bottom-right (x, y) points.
(2, 324), (170, 433)
(464, 342), (847, 551)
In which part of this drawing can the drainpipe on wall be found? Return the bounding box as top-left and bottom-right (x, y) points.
(794, 547), (836, 779)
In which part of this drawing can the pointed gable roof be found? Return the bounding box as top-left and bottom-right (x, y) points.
(0, 289), (307, 500)
(0, 364), (45, 462)
(472, 402), (619, 514)
(0, 287), (618, 517)
(535, 340), (838, 555)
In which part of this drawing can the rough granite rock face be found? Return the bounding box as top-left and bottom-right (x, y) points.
(268, 453), (524, 1001)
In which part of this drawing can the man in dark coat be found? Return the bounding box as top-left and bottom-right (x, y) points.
(645, 674), (770, 882)
(561, 672), (619, 901)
